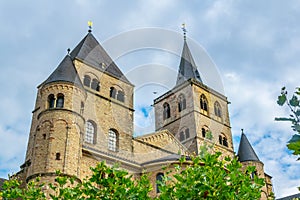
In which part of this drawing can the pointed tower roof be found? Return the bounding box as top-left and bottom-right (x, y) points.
(43, 54), (84, 89)
(237, 131), (260, 162)
(176, 39), (202, 86)
(70, 32), (131, 84)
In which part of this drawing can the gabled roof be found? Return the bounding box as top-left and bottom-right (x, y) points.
(43, 55), (84, 90)
(70, 32), (131, 84)
(237, 132), (260, 162)
(176, 40), (202, 86)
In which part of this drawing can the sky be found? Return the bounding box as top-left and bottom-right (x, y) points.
(0, 0), (300, 198)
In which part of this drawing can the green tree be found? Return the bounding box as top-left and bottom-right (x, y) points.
(276, 87), (300, 160)
(1, 153), (266, 199)
(157, 152), (265, 200)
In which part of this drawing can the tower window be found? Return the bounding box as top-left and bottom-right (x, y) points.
(55, 153), (61, 160)
(43, 134), (46, 140)
(202, 128), (206, 138)
(219, 134), (228, 147)
(48, 94), (55, 108)
(214, 101), (222, 118)
(156, 173), (164, 193)
(56, 93), (64, 108)
(91, 78), (100, 91)
(85, 121), (96, 144)
(110, 87), (117, 99)
(200, 94), (208, 112)
(163, 103), (171, 120)
(108, 129), (118, 151)
(185, 128), (190, 139)
(178, 94), (186, 112)
(83, 75), (91, 87)
(179, 128), (190, 141)
(117, 91), (125, 102)
(80, 102), (84, 115)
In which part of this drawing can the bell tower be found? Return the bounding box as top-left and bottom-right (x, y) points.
(154, 32), (234, 157)
(23, 54), (86, 184)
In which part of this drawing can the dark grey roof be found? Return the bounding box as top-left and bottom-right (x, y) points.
(277, 193), (300, 200)
(176, 40), (202, 85)
(43, 55), (84, 90)
(70, 32), (131, 84)
(237, 132), (260, 162)
(0, 178), (6, 190)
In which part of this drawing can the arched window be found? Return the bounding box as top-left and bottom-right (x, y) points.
(110, 87), (117, 99)
(85, 121), (96, 144)
(83, 75), (91, 87)
(179, 128), (190, 141)
(56, 93), (64, 108)
(156, 173), (164, 193)
(200, 94), (208, 112)
(202, 128), (206, 138)
(117, 91), (125, 102)
(91, 78), (100, 91)
(108, 129), (118, 151)
(219, 134), (228, 147)
(163, 103), (171, 120)
(214, 101), (222, 117)
(178, 94), (186, 112)
(48, 94), (55, 108)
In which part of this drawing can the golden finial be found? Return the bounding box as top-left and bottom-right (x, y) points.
(181, 23), (187, 40)
(88, 21), (93, 32)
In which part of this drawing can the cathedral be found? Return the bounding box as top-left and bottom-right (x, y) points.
(15, 27), (273, 198)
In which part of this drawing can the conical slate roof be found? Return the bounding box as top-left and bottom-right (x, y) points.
(176, 40), (202, 86)
(70, 32), (131, 84)
(237, 132), (260, 162)
(43, 55), (84, 89)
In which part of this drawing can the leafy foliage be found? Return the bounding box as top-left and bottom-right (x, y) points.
(0, 154), (267, 199)
(157, 152), (265, 200)
(276, 87), (300, 159)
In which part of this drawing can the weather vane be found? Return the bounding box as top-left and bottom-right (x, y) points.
(88, 21), (93, 32)
(181, 23), (187, 40)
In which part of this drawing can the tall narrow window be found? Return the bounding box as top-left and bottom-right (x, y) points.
(179, 131), (184, 141)
(91, 79), (100, 91)
(110, 87), (117, 99)
(55, 153), (61, 160)
(214, 101), (222, 118)
(219, 135), (223, 145)
(185, 128), (190, 139)
(156, 173), (164, 193)
(85, 121), (96, 144)
(200, 94), (208, 112)
(202, 128), (206, 138)
(178, 94), (186, 112)
(83, 75), (91, 87)
(117, 91), (125, 102)
(163, 103), (171, 120)
(48, 94), (55, 108)
(108, 129), (118, 151)
(56, 93), (64, 108)
(80, 102), (84, 115)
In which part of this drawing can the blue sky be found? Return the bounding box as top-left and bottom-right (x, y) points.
(0, 0), (300, 198)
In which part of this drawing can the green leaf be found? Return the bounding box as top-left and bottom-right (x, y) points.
(287, 135), (300, 155)
(277, 94), (287, 106)
(289, 95), (300, 107)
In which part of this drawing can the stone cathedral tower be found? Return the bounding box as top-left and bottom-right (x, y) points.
(15, 27), (272, 199)
(154, 36), (234, 157)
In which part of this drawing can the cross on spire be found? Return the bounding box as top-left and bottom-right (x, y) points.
(88, 21), (93, 32)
